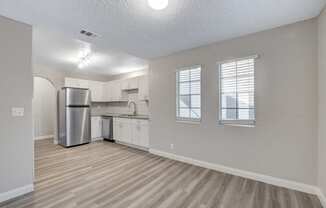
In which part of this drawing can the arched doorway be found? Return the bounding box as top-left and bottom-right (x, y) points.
(32, 76), (57, 143)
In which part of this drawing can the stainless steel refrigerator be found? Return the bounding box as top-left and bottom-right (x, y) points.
(58, 87), (91, 147)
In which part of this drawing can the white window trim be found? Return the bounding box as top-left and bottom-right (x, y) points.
(217, 55), (258, 127)
(176, 65), (202, 123)
(217, 55), (259, 65)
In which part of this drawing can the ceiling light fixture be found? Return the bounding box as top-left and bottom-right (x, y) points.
(148, 0), (168, 10)
(78, 49), (92, 69)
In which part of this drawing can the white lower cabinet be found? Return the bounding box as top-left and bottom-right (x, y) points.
(132, 119), (149, 148)
(119, 118), (132, 144)
(113, 118), (119, 141)
(113, 118), (131, 143)
(91, 116), (102, 141)
(113, 118), (149, 149)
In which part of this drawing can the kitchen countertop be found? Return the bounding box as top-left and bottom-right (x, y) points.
(92, 113), (150, 120)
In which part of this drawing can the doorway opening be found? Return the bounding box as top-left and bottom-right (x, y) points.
(32, 76), (57, 143)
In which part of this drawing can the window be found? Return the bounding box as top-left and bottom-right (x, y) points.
(219, 56), (257, 126)
(176, 66), (201, 122)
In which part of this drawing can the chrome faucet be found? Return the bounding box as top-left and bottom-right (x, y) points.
(128, 101), (137, 116)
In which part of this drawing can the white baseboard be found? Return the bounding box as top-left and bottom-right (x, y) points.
(91, 137), (104, 142)
(149, 149), (317, 195)
(34, 135), (54, 140)
(116, 141), (149, 152)
(316, 188), (326, 208)
(0, 184), (34, 203)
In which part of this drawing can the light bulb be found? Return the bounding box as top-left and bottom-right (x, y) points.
(148, 0), (168, 10)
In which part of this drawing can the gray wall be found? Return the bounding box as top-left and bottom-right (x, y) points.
(318, 7), (326, 196)
(149, 19), (318, 185)
(0, 16), (33, 193)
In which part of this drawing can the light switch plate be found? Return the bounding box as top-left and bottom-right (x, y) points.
(12, 107), (24, 117)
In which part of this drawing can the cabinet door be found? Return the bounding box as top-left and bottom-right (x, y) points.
(65, 78), (89, 89)
(120, 79), (129, 90)
(121, 78), (138, 90)
(138, 76), (149, 100)
(89, 81), (104, 102)
(139, 120), (149, 148)
(113, 118), (121, 141)
(65, 78), (79, 88)
(110, 80), (121, 101)
(131, 120), (141, 146)
(78, 79), (89, 88)
(103, 82), (112, 101)
(91, 117), (102, 139)
(129, 77), (139, 89)
(120, 118), (132, 144)
(91, 117), (97, 139)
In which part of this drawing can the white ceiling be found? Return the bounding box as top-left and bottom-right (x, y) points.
(33, 27), (148, 75)
(0, 0), (325, 73)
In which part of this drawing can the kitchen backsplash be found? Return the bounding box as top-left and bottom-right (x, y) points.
(91, 90), (149, 115)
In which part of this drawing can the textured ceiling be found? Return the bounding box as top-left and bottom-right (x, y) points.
(0, 0), (325, 60)
(33, 27), (148, 75)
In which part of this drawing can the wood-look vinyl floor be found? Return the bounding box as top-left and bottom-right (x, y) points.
(0, 139), (322, 208)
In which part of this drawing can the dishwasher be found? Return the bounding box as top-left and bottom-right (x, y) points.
(102, 116), (114, 142)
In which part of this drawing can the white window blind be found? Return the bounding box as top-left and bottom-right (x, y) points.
(219, 57), (256, 125)
(176, 66), (201, 122)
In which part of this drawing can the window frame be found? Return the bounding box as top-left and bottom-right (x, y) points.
(176, 65), (202, 123)
(218, 55), (258, 127)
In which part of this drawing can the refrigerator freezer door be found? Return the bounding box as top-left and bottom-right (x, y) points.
(66, 88), (91, 106)
(66, 107), (91, 146)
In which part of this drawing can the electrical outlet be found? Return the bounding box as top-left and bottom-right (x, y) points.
(170, 144), (174, 150)
(12, 107), (24, 117)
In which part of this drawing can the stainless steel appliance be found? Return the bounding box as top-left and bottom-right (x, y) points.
(102, 116), (113, 141)
(58, 87), (91, 147)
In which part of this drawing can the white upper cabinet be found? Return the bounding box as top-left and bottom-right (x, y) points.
(64, 75), (149, 102)
(65, 78), (89, 89)
(129, 77), (139, 90)
(89, 81), (104, 102)
(99, 80), (126, 102)
(110, 80), (125, 101)
(138, 75), (149, 101)
(121, 77), (139, 90)
(120, 79), (129, 90)
(103, 82), (112, 101)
